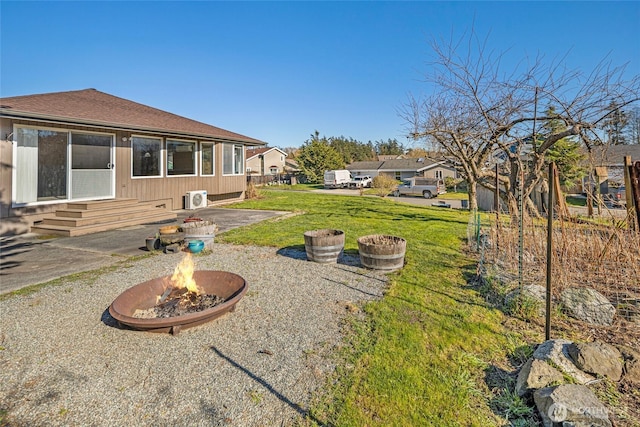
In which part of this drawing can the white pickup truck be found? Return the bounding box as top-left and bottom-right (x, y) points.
(349, 175), (372, 188)
(393, 177), (446, 199)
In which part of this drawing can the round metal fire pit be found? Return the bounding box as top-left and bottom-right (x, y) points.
(109, 271), (247, 334)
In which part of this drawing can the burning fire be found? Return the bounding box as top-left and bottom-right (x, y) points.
(169, 253), (201, 295)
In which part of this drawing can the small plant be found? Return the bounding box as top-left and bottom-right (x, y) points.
(492, 388), (534, 421)
(248, 389), (263, 404)
(506, 294), (542, 321)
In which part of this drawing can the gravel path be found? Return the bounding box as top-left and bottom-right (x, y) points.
(0, 244), (387, 426)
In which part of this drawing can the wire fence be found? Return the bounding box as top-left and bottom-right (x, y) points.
(468, 207), (640, 350)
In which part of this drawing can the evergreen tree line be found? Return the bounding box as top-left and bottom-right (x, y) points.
(292, 131), (408, 183)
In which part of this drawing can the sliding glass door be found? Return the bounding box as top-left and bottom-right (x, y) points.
(13, 126), (115, 205)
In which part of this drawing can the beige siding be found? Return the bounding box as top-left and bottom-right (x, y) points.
(246, 149), (286, 176)
(115, 131), (245, 209)
(1, 119), (248, 233)
(421, 166), (457, 180)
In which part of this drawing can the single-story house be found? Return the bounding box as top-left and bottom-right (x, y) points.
(347, 158), (457, 181)
(0, 89), (265, 235)
(245, 146), (287, 176)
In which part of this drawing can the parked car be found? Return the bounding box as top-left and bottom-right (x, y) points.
(349, 175), (372, 188)
(609, 186), (627, 208)
(393, 177), (446, 199)
(323, 170), (352, 189)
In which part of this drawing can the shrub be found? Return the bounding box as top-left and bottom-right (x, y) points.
(245, 182), (261, 200)
(372, 175), (398, 197)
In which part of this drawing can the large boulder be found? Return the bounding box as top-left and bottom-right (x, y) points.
(560, 287), (616, 326)
(504, 284), (546, 317)
(533, 339), (594, 384)
(534, 384), (612, 427)
(515, 357), (564, 397)
(568, 341), (623, 381)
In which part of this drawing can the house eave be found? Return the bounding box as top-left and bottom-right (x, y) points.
(0, 109), (266, 146)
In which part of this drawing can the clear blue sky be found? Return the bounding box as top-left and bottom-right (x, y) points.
(1, 1), (638, 149)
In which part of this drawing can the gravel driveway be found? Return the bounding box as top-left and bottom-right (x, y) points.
(0, 244), (387, 426)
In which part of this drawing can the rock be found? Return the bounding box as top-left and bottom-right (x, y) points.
(568, 341), (623, 381)
(534, 384), (612, 427)
(504, 285), (547, 317)
(560, 287), (616, 326)
(619, 346), (640, 385)
(533, 339), (595, 384)
(515, 358), (564, 397)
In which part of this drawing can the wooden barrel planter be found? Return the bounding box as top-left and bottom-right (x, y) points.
(357, 234), (406, 271)
(304, 229), (345, 264)
(182, 220), (218, 250)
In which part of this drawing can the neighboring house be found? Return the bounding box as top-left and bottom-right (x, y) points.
(347, 158), (457, 181)
(580, 145), (640, 195)
(0, 89), (265, 235)
(245, 146), (287, 176)
(284, 158), (301, 174)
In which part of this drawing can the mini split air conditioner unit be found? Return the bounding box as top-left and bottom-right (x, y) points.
(185, 190), (207, 210)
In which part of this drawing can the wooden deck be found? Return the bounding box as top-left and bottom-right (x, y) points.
(30, 199), (177, 237)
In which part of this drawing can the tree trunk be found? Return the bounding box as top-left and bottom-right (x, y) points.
(468, 180), (478, 211)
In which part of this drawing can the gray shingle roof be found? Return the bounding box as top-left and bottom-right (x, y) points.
(0, 88), (264, 145)
(348, 158), (444, 171)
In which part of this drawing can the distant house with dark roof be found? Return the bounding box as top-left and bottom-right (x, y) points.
(347, 158), (457, 181)
(0, 89), (265, 235)
(581, 144), (640, 194)
(245, 146), (287, 176)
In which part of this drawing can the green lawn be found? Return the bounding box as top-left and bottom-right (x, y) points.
(440, 190), (470, 200)
(219, 189), (526, 426)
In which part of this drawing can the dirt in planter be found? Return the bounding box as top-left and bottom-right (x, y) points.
(359, 235), (405, 245)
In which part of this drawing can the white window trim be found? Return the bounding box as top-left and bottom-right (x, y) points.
(131, 134), (164, 179)
(200, 142), (215, 176)
(166, 138), (197, 178)
(222, 143), (245, 176)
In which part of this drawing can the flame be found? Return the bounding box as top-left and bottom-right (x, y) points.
(170, 253), (201, 294)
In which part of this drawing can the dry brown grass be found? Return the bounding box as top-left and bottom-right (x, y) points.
(487, 214), (639, 329)
(482, 213), (640, 425)
(245, 181), (262, 200)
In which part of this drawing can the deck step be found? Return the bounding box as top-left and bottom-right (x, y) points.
(31, 211), (178, 237)
(65, 198), (140, 210)
(30, 198), (177, 237)
(55, 203), (163, 219)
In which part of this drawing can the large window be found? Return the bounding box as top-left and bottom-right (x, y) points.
(132, 136), (161, 177)
(223, 143), (244, 175)
(167, 140), (196, 176)
(201, 143), (215, 176)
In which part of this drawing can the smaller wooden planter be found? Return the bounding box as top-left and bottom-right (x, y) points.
(182, 220), (217, 250)
(304, 229), (345, 263)
(357, 235), (406, 271)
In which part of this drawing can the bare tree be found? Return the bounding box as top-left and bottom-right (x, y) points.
(402, 30), (640, 214)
